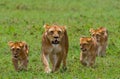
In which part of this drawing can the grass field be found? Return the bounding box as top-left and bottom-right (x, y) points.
(0, 0), (120, 79)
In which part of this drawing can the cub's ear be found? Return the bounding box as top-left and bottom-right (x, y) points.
(87, 38), (92, 42)
(100, 27), (107, 32)
(20, 41), (29, 54)
(8, 41), (14, 47)
(19, 41), (26, 47)
(80, 37), (84, 41)
(44, 24), (50, 31)
(89, 28), (94, 33)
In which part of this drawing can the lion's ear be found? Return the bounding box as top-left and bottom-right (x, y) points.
(44, 24), (50, 31)
(8, 41), (14, 47)
(89, 28), (94, 33)
(20, 41), (29, 53)
(80, 37), (82, 41)
(99, 27), (107, 32)
(87, 38), (92, 42)
(80, 37), (84, 41)
(19, 41), (26, 47)
(61, 26), (66, 32)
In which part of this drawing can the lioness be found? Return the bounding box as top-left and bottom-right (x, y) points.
(90, 27), (108, 57)
(41, 24), (69, 73)
(8, 41), (29, 71)
(80, 37), (98, 67)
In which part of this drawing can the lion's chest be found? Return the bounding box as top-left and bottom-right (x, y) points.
(16, 52), (27, 60)
(48, 44), (62, 54)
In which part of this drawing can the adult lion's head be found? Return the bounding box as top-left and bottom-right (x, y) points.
(44, 24), (66, 45)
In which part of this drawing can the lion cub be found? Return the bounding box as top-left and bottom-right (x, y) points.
(41, 24), (69, 73)
(90, 27), (108, 57)
(80, 37), (98, 67)
(8, 41), (29, 71)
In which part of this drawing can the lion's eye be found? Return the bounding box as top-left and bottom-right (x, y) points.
(16, 48), (20, 51)
(96, 34), (100, 36)
(92, 34), (95, 36)
(58, 31), (62, 34)
(50, 31), (54, 34)
(11, 48), (15, 51)
(84, 43), (88, 45)
(101, 32), (104, 35)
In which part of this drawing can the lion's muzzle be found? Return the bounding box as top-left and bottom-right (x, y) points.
(80, 47), (87, 52)
(52, 39), (59, 44)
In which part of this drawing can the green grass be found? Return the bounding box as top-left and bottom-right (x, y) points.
(0, 0), (120, 79)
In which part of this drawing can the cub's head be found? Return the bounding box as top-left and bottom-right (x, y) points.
(90, 27), (107, 42)
(44, 24), (66, 45)
(80, 37), (93, 52)
(8, 41), (28, 58)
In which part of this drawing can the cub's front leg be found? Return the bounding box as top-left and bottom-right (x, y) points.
(101, 44), (107, 57)
(87, 54), (96, 67)
(19, 58), (28, 71)
(80, 53), (87, 66)
(12, 58), (18, 71)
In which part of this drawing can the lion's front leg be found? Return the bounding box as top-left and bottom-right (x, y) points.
(23, 58), (28, 70)
(49, 54), (56, 72)
(62, 52), (67, 71)
(97, 46), (102, 56)
(42, 53), (51, 73)
(52, 53), (62, 72)
(87, 55), (96, 67)
(80, 53), (87, 66)
(19, 58), (28, 71)
(101, 44), (107, 57)
(12, 58), (18, 71)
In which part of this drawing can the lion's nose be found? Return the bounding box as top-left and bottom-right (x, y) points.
(54, 36), (59, 39)
(80, 47), (83, 50)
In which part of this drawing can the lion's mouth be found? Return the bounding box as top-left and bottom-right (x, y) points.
(82, 49), (87, 52)
(52, 40), (59, 44)
(14, 55), (18, 58)
(13, 54), (19, 58)
(81, 48), (87, 52)
(96, 37), (100, 41)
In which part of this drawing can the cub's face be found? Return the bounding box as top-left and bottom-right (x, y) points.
(80, 37), (93, 52)
(90, 27), (107, 42)
(44, 24), (65, 45)
(8, 42), (25, 58)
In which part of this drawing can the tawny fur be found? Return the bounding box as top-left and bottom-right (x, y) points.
(80, 37), (98, 67)
(41, 24), (69, 73)
(90, 27), (108, 57)
(8, 41), (29, 71)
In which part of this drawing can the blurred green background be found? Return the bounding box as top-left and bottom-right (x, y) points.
(0, 0), (120, 79)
